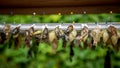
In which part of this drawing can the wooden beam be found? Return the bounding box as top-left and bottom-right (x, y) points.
(1, 0), (120, 7)
(0, 5), (120, 15)
(0, 0), (120, 14)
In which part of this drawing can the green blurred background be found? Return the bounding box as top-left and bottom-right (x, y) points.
(0, 14), (120, 68)
(0, 14), (120, 23)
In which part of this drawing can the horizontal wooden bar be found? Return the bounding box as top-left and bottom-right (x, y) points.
(1, 0), (120, 7)
(0, 5), (120, 15)
(0, 0), (120, 14)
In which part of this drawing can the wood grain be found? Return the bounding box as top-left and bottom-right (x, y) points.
(0, 0), (120, 14)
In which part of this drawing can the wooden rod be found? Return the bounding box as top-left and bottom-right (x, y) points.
(0, 22), (120, 33)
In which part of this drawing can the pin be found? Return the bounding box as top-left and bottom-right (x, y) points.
(33, 12), (36, 16)
(10, 11), (13, 16)
(32, 12), (36, 23)
(59, 13), (64, 24)
(70, 12), (75, 23)
(83, 11), (86, 14)
(83, 11), (87, 23)
(2, 15), (6, 24)
(58, 12), (62, 23)
(110, 11), (112, 14)
(10, 11), (15, 24)
(58, 13), (61, 16)
(109, 11), (113, 23)
(20, 15), (22, 23)
(70, 12), (73, 15)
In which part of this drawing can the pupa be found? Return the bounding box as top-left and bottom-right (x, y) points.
(0, 24), (11, 44)
(24, 30), (31, 48)
(90, 25), (102, 48)
(74, 25), (92, 49)
(66, 25), (77, 61)
(12, 25), (21, 49)
(106, 25), (119, 51)
(48, 26), (65, 54)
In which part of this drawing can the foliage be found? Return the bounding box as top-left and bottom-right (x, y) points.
(0, 14), (120, 68)
(0, 14), (120, 23)
(0, 39), (120, 68)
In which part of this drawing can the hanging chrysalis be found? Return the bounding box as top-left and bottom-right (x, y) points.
(0, 31), (6, 44)
(33, 30), (42, 45)
(3, 24), (11, 40)
(66, 25), (77, 61)
(107, 25), (119, 51)
(54, 26), (66, 48)
(101, 29), (109, 44)
(48, 27), (59, 54)
(12, 25), (21, 49)
(29, 26), (34, 37)
(27, 25), (41, 58)
(0, 24), (11, 44)
(24, 30), (31, 48)
(81, 25), (88, 48)
(90, 25), (102, 47)
(74, 25), (89, 49)
(41, 26), (49, 42)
